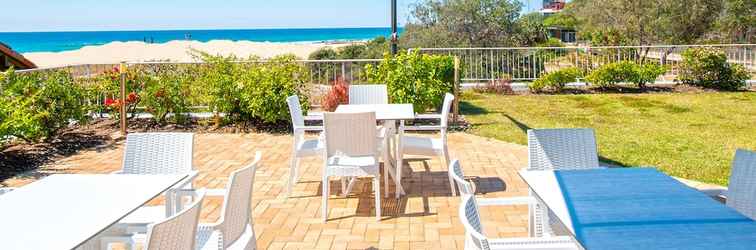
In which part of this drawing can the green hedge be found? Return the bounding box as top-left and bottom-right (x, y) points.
(586, 61), (666, 88)
(0, 69), (91, 144)
(530, 67), (583, 92)
(363, 51), (455, 112)
(678, 47), (750, 90)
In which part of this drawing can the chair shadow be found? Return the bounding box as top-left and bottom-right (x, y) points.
(315, 158), (508, 221)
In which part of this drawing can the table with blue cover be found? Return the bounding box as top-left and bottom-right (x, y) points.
(519, 168), (756, 250)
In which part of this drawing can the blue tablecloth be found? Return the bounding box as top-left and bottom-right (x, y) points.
(555, 168), (756, 250)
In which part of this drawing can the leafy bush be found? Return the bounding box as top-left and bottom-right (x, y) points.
(530, 67), (583, 92)
(0, 69), (90, 143)
(195, 53), (245, 121)
(308, 48), (338, 60)
(631, 63), (666, 89)
(678, 47), (750, 90)
(363, 51), (455, 112)
(586, 61), (636, 88)
(322, 77), (350, 112)
(237, 55), (310, 123)
(141, 68), (193, 124)
(93, 66), (147, 120)
(586, 61), (667, 89)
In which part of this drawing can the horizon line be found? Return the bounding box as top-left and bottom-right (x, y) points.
(0, 25), (406, 34)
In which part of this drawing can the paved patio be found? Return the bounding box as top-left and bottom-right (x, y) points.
(1, 131), (723, 249)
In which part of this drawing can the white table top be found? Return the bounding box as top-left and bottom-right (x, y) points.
(0, 174), (188, 250)
(335, 104), (415, 120)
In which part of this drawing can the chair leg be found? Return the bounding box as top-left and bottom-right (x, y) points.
(322, 175), (329, 223)
(374, 176), (381, 221)
(442, 148), (456, 196)
(383, 164), (389, 198)
(287, 155), (298, 197)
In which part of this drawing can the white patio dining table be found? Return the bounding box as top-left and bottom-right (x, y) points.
(335, 103), (415, 195)
(519, 168), (756, 250)
(0, 174), (188, 250)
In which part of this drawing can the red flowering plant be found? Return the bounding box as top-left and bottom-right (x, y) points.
(95, 66), (146, 120)
(321, 77), (350, 112)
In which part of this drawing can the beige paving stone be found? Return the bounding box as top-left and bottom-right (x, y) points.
(1, 132), (550, 249)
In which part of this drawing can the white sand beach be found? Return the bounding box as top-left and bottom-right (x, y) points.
(23, 40), (349, 68)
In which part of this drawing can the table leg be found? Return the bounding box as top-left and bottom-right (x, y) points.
(395, 120), (406, 198)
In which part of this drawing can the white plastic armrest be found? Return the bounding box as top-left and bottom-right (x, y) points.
(205, 188), (227, 197)
(111, 170), (124, 174)
(295, 125), (323, 132)
(477, 196), (537, 207)
(401, 125), (444, 132)
(415, 113), (442, 120)
(305, 112), (324, 120)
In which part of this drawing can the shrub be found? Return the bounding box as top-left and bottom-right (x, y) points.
(631, 63), (666, 89)
(477, 74), (514, 94)
(586, 61), (667, 89)
(586, 61), (636, 88)
(363, 51), (455, 112)
(322, 77), (350, 112)
(0, 69), (90, 143)
(530, 67), (582, 92)
(237, 54), (311, 123)
(308, 47), (338, 60)
(195, 53), (245, 120)
(678, 47), (750, 90)
(141, 68), (193, 124)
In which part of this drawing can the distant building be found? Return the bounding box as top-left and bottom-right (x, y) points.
(0, 42), (36, 71)
(540, 0), (566, 17)
(540, 0), (575, 43)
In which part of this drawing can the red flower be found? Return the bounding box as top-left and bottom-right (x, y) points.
(126, 92), (139, 104)
(104, 98), (115, 106)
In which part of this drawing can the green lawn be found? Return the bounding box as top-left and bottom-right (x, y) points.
(461, 92), (756, 186)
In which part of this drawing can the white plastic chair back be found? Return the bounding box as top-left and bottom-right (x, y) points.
(460, 195), (490, 250)
(121, 133), (194, 174)
(527, 128), (599, 170)
(440, 93), (455, 128)
(144, 191), (205, 250)
(286, 95), (305, 129)
(449, 160), (474, 195)
(216, 152), (261, 248)
(727, 149), (756, 220)
(323, 112), (377, 157)
(348, 85), (388, 105)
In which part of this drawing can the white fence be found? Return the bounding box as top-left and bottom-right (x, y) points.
(416, 44), (756, 84)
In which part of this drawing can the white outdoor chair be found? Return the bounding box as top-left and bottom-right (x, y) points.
(397, 93), (455, 197)
(286, 95), (324, 197)
(115, 132), (198, 213)
(526, 128), (600, 171)
(459, 195), (578, 250)
(322, 112), (383, 222)
(348, 84), (388, 105)
(109, 152), (262, 250)
(137, 190), (206, 250)
(724, 149), (756, 220)
(449, 159), (552, 238)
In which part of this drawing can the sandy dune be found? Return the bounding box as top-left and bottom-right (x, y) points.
(23, 40), (347, 68)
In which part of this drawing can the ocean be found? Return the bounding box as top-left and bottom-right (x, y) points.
(0, 27), (401, 53)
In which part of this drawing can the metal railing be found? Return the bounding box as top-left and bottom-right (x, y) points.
(416, 44), (756, 83)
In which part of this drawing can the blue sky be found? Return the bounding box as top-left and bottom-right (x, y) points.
(1, 0), (543, 32)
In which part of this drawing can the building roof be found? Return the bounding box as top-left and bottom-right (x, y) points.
(0, 42), (36, 69)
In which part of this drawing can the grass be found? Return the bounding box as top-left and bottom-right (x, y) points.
(460, 91), (756, 186)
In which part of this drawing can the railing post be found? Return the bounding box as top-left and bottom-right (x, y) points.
(119, 62), (127, 136)
(453, 56), (460, 123)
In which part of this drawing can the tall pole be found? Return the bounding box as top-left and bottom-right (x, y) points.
(390, 0), (398, 55)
